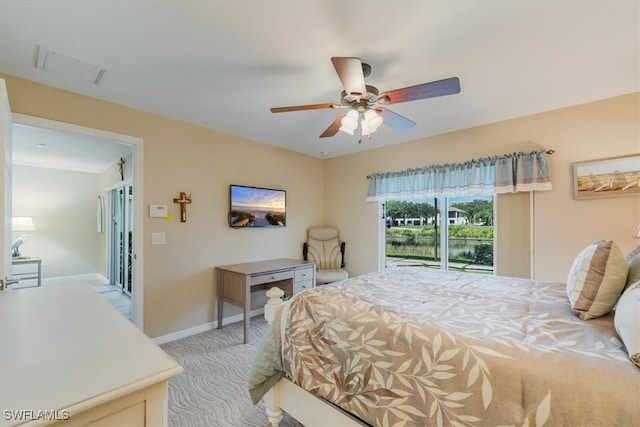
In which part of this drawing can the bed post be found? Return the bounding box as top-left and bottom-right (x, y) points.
(264, 287), (285, 426)
(264, 385), (282, 427)
(264, 287), (284, 325)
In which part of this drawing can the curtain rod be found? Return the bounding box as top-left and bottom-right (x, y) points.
(366, 149), (555, 179)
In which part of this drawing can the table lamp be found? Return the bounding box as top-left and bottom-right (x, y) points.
(12, 216), (36, 258)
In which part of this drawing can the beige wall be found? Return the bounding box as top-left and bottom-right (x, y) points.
(13, 165), (101, 278)
(495, 192), (531, 278)
(4, 72), (638, 337)
(325, 93), (639, 282)
(2, 74), (325, 338)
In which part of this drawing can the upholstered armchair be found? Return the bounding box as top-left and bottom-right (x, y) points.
(303, 226), (348, 285)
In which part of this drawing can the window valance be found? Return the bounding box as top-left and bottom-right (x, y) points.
(366, 149), (552, 202)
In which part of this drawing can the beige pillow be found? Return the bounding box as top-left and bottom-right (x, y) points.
(614, 281), (640, 368)
(566, 240), (628, 320)
(624, 246), (640, 291)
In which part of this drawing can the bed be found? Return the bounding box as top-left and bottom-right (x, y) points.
(249, 267), (639, 427)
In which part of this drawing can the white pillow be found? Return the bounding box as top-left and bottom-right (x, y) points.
(566, 240), (628, 320)
(625, 246), (640, 291)
(614, 281), (640, 368)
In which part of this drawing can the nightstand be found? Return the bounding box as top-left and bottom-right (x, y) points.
(11, 258), (42, 288)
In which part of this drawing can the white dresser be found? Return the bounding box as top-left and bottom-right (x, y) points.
(0, 283), (183, 426)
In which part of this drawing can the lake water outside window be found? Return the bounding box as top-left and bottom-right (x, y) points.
(385, 195), (494, 274)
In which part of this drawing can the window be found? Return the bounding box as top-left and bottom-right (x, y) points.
(384, 195), (495, 274)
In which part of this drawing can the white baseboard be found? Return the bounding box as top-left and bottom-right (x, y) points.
(41, 273), (108, 286)
(152, 307), (265, 345)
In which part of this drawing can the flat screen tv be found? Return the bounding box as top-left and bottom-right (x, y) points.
(229, 184), (286, 228)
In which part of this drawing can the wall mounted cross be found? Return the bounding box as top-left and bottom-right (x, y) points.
(173, 192), (192, 222)
(118, 157), (125, 181)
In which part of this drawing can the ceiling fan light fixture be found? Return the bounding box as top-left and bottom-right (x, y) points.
(340, 109), (359, 132)
(363, 109), (383, 131)
(361, 119), (373, 136)
(338, 125), (355, 136)
(361, 119), (379, 136)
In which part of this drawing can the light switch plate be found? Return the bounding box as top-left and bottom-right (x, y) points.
(151, 232), (166, 245)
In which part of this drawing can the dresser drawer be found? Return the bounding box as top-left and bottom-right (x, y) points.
(294, 267), (314, 282)
(294, 279), (313, 294)
(251, 270), (293, 286)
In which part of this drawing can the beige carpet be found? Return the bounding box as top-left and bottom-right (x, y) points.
(161, 317), (303, 427)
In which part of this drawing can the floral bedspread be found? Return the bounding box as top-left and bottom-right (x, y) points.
(250, 268), (639, 426)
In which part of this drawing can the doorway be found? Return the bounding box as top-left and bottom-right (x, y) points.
(11, 113), (145, 329)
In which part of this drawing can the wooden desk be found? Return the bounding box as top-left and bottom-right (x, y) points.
(0, 283), (183, 426)
(216, 258), (315, 343)
(11, 258), (41, 287)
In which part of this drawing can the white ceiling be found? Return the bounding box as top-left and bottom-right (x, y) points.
(1, 1), (638, 164)
(12, 124), (132, 174)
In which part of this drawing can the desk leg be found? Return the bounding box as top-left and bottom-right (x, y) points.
(37, 261), (41, 287)
(217, 269), (223, 329)
(244, 277), (250, 344)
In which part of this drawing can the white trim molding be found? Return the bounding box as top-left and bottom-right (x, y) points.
(152, 308), (265, 345)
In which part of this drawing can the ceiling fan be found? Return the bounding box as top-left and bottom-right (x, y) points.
(270, 57), (461, 142)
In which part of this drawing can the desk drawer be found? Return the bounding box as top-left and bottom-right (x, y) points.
(251, 270), (293, 286)
(294, 267), (314, 282)
(294, 279), (313, 294)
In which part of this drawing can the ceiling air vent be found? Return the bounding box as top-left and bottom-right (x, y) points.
(36, 45), (106, 85)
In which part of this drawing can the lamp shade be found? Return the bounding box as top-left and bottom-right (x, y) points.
(361, 109), (383, 136)
(339, 108), (384, 137)
(363, 109), (383, 130)
(12, 216), (36, 232)
(340, 110), (359, 131)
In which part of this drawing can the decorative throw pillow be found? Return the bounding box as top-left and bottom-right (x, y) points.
(624, 246), (640, 291)
(614, 281), (640, 368)
(566, 240), (628, 320)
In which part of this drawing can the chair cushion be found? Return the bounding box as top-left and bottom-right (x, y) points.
(316, 268), (348, 285)
(308, 227), (339, 241)
(307, 237), (342, 270)
(566, 240), (628, 320)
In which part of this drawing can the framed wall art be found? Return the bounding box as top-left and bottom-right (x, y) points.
(572, 154), (640, 200)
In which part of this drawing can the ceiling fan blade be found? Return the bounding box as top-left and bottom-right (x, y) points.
(270, 103), (334, 113)
(331, 57), (367, 97)
(378, 108), (416, 132)
(320, 113), (347, 138)
(379, 77), (460, 105)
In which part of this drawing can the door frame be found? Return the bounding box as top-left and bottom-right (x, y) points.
(107, 181), (134, 296)
(0, 80), (12, 290)
(12, 113), (144, 330)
